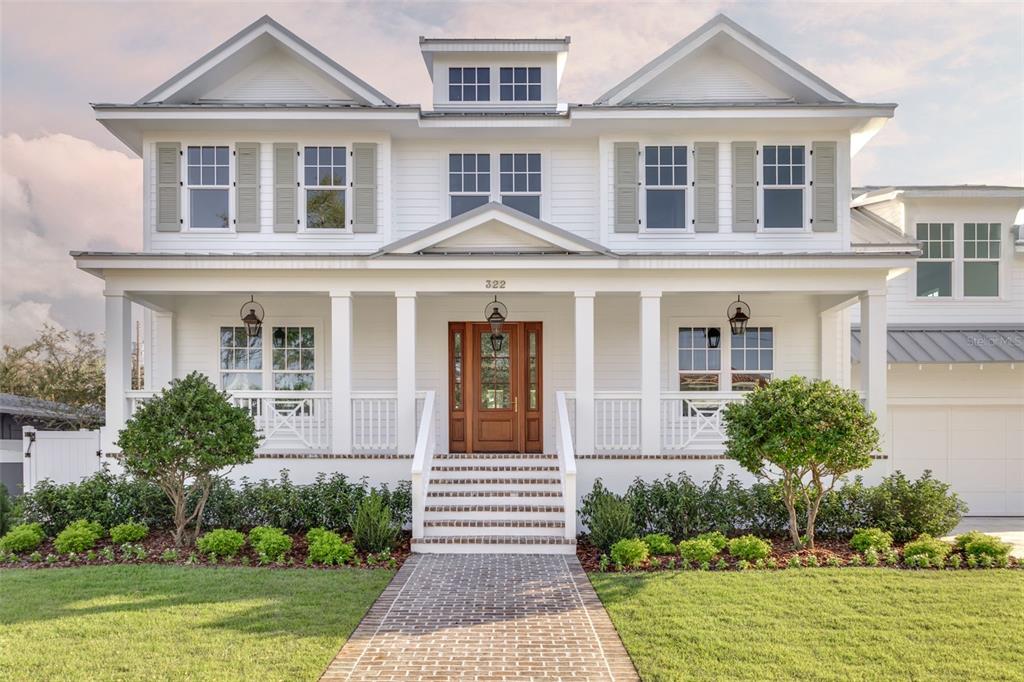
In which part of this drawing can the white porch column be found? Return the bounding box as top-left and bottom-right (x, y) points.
(640, 290), (662, 455)
(859, 291), (888, 450)
(395, 291), (417, 455)
(330, 292), (353, 455)
(104, 294), (132, 445)
(149, 311), (174, 390)
(574, 291), (595, 456)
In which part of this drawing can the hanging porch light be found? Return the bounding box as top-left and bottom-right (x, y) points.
(484, 296), (508, 352)
(240, 295), (265, 337)
(727, 295), (751, 337)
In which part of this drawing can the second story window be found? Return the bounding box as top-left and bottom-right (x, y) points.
(187, 145), (229, 228)
(449, 153), (490, 217)
(449, 67), (490, 102)
(916, 222), (953, 297)
(500, 67), (541, 101)
(304, 146), (346, 229)
(762, 144), (805, 229)
(644, 145), (687, 229)
(963, 222), (1000, 297)
(499, 153), (541, 218)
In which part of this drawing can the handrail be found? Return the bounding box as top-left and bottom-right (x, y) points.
(410, 390), (436, 539)
(555, 391), (577, 541)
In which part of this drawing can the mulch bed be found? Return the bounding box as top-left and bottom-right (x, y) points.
(1, 530), (411, 571)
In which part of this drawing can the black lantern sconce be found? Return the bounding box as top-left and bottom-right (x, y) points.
(485, 296), (508, 352)
(727, 295), (751, 337)
(240, 295), (265, 338)
(706, 327), (721, 349)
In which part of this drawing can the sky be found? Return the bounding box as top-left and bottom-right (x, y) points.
(1, 0), (1022, 346)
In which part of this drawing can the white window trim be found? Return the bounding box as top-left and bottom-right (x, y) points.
(757, 141), (811, 234)
(448, 152), (492, 218)
(215, 318), (324, 392)
(638, 140), (693, 236)
(498, 66), (542, 102)
(448, 67), (492, 103)
(910, 221), (1005, 302)
(299, 142), (351, 235)
(439, 148), (547, 221)
(668, 316), (781, 392)
(962, 221), (1003, 300)
(183, 142), (234, 233)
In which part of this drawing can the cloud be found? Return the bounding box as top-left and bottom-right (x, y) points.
(0, 301), (63, 347)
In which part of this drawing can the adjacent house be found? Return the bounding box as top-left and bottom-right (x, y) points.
(74, 14), (1020, 553)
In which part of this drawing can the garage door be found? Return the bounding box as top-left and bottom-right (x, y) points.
(890, 405), (1024, 516)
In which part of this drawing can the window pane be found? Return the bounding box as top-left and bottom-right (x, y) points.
(763, 166), (776, 185)
(306, 190), (346, 229)
(528, 85), (541, 100)
(916, 261), (952, 297)
(222, 372), (262, 391)
(763, 146), (776, 164)
(679, 373), (719, 391)
(764, 188), (803, 228)
(646, 190), (685, 229)
(501, 195), (540, 218)
(964, 261), (998, 297)
(190, 189), (229, 228)
(451, 194), (489, 217)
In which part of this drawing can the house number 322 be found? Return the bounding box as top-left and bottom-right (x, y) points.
(485, 280), (506, 289)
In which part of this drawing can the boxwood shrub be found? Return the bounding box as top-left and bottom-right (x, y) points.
(902, 534), (951, 565)
(306, 527), (355, 565)
(610, 538), (649, 568)
(54, 519), (104, 554)
(641, 533), (676, 556)
(0, 523), (46, 553)
(678, 537), (720, 564)
(727, 534), (772, 561)
(110, 521), (149, 544)
(850, 527), (893, 553)
(248, 526), (292, 563)
(954, 532), (1011, 561)
(196, 529), (246, 559)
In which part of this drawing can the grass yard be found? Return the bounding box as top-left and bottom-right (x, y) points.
(591, 569), (1024, 681)
(0, 565), (393, 681)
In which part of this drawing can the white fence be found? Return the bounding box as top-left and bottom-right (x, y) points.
(22, 427), (103, 491)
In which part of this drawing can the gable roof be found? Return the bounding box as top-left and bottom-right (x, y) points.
(374, 202), (612, 257)
(850, 207), (919, 253)
(136, 15), (395, 106)
(595, 14), (854, 106)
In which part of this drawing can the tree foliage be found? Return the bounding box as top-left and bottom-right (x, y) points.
(116, 372), (259, 546)
(724, 376), (879, 548)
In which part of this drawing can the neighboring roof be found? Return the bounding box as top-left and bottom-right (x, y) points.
(853, 185), (1024, 204)
(851, 327), (1024, 364)
(0, 394), (103, 424)
(850, 207), (919, 253)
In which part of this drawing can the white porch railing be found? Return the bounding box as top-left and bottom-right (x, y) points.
(554, 391), (577, 540)
(594, 393), (641, 453)
(661, 392), (745, 452)
(410, 390), (437, 539)
(351, 392), (397, 453)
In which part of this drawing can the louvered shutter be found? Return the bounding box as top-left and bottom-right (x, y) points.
(613, 142), (639, 233)
(235, 142), (260, 232)
(351, 143), (377, 233)
(732, 141), (757, 233)
(273, 143), (297, 233)
(812, 141), (837, 232)
(155, 142), (181, 232)
(693, 142), (719, 233)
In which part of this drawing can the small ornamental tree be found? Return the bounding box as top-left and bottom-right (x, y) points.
(723, 376), (879, 549)
(116, 372), (259, 547)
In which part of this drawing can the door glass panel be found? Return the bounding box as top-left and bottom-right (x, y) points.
(453, 331), (463, 410)
(528, 331), (538, 410)
(480, 332), (510, 409)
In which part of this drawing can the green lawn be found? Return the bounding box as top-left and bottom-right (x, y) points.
(0, 565), (392, 681)
(591, 569), (1024, 681)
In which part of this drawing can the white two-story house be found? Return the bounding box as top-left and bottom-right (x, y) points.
(78, 13), (985, 553)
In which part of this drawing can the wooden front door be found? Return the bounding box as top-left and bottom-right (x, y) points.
(449, 321), (542, 453)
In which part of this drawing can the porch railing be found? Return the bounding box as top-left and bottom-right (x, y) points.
(410, 390), (437, 539)
(554, 391), (577, 540)
(661, 392), (744, 452)
(351, 392), (397, 453)
(594, 393), (641, 453)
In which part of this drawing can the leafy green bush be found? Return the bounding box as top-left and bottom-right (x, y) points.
(954, 532), (1011, 561)
(678, 537), (720, 564)
(54, 519), (104, 554)
(902, 534), (950, 564)
(850, 528), (893, 553)
(695, 531), (727, 553)
(248, 526), (292, 562)
(196, 529), (246, 558)
(350, 493), (397, 553)
(306, 528), (355, 565)
(610, 538), (649, 568)
(865, 471), (967, 543)
(642, 533), (676, 555)
(0, 484), (15, 536)
(0, 523), (45, 553)
(728, 534), (772, 561)
(109, 522), (148, 544)
(581, 481), (636, 551)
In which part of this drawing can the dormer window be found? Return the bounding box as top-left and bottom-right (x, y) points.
(499, 67), (541, 101)
(449, 67), (490, 102)
(762, 144), (806, 229)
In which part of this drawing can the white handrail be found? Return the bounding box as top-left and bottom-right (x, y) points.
(555, 391), (577, 540)
(410, 390), (436, 539)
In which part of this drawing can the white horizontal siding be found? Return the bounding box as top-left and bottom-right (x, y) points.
(627, 53), (790, 104)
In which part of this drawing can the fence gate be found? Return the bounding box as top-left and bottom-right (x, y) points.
(22, 427), (102, 490)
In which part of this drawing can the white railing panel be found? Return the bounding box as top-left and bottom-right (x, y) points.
(661, 392), (745, 452)
(555, 391), (577, 540)
(410, 390), (436, 539)
(231, 391), (332, 452)
(594, 393), (641, 454)
(352, 392), (397, 454)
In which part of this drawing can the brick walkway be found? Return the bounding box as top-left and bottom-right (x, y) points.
(321, 554), (638, 681)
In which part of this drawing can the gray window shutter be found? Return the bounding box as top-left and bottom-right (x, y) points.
(273, 143), (298, 233)
(235, 142), (261, 233)
(352, 142), (378, 233)
(155, 142), (181, 232)
(693, 142), (718, 233)
(812, 141), (837, 232)
(732, 141), (757, 233)
(613, 142), (639, 233)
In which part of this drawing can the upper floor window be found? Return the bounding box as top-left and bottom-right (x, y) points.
(187, 145), (229, 228)
(644, 145), (687, 230)
(963, 222), (1000, 297)
(303, 146), (347, 230)
(916, 222), (954, 297)
(449, 153), (491, 217)
(499, 153), (541, 218)
(449, 67), (490, 102)
(499, 67), (541, 101)
(762, 144), (805, 229)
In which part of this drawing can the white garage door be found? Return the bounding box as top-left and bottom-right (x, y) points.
(890, 405), (1024, 516)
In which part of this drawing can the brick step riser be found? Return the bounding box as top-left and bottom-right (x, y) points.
(430, 466), (561, 473)
(411, 541), (577, 555)
(424, 510), (565, 521)
(432, 453), (558, 461)
(424, 525), (565, 537)
(426, 492), (564, 501)
(429, 484), (562, 494)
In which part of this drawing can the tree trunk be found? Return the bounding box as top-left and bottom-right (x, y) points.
(185, 478), (213, 546)
(782, 476), (802, 549)
(805, 495), (821, 550)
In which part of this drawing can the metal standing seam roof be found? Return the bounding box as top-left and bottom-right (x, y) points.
(850, 327), (1024, 364)
(0, 393), (103, 423)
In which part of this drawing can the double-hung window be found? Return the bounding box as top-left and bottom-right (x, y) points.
(449, 153), (491, 217)
(303, 146), (346, 230)
(271, 327), (315, 391)
(449, 67), (490, 102)
(499, 67), (541, 102)
(187, 145), (229, 228)
(219, 327), (262, 390)
(678, 327), (721, 391)
(762, 144), (806, 229)
(499, 153), (541, 218)
(963, 222), (1000, 297)
(916, 222), (954, 297)
(644, 145), (687, 229)
(730, 328), (773, 390)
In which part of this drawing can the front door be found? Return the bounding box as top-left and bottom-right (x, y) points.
(449, 321), (542, 453)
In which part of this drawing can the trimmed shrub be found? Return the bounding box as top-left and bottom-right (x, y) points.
(642, 533), (676, 556)
(581, 481), (636, 552)
(902, 534), (950, 564)
(866, 471), (967, 543)
(350, 493), (398, 553)
(955, 532), (1011, 561)
(610, 538), (649, 568)
(0, 523), (45, 553)
(109, 522), (149, 544)
(196, 529), (246, 558)
(248, 526), (292, 562)
(54, 519), (104, 554)
(678, 537), (720, 564)
(306, 528), (355, 565)
(728, 534), (772, 562)
(850, 527), (893, 553)
(0, 484), (14, 536)
(695, 531), (728, 553)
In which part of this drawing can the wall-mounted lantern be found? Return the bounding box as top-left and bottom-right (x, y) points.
(240, 295), (265, 337)
(485, 296), (508, 352)
(707, 327), (722, 349)
(727, 296), (751, 336)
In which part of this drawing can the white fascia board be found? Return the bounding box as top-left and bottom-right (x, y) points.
(94, 108), (418, 120)
(571, 105), (896, 120)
